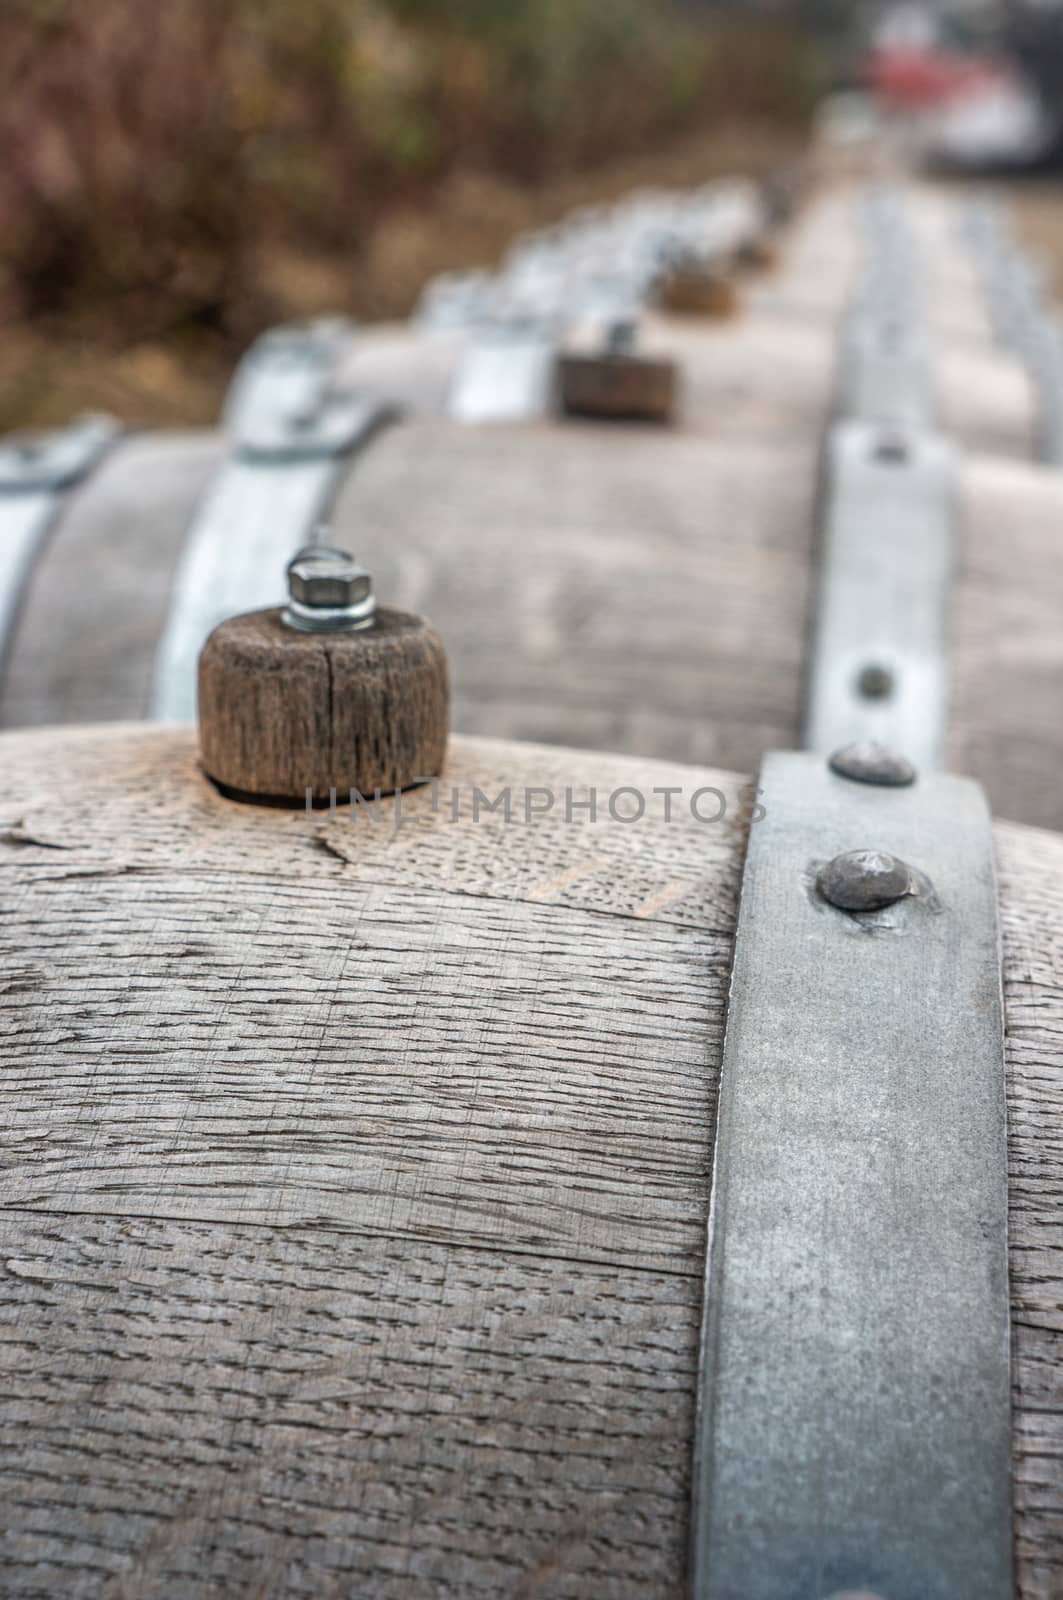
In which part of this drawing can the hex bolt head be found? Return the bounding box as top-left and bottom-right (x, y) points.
(829, 741), (917, 788)
(283, 545), (376, 633)
(817, 848), (913, 913)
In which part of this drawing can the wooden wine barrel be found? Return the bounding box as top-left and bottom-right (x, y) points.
(0, 720), (1060, 1596)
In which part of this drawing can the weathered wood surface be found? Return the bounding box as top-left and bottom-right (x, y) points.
(0, 724), (1061, 1596)
(950, 455), (1063, 831)
(334, 421), (817, 773)
(936, 347), (1034, 460)
(0, 727), (739, 1598)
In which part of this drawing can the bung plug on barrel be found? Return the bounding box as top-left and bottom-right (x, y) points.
(558, 314), (678, 424)
(197, 539), (449, 805)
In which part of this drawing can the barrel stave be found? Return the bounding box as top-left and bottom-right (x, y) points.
(0, 1213), (700, 1598)
(950, 455), (1063, 830)
(333, 422), (817, 776)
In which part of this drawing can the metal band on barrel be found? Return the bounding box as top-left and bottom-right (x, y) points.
(690, 748), (1013, 1600)
(0, 414), (120, 671)
(450, 319), (559, 424)
(150, 323), (395, 724)
(837, 187), (932, 433)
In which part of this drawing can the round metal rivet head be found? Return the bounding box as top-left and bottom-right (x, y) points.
(829, 741), (917, 788)
(873, 430), (910, 464)
(283, 545), (376, 633)
(855, 662), (895, 701)
(817, 848), (913, 913)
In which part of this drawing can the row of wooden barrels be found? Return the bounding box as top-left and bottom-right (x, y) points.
(0, 181), (1059, 827)
(1, 157), (1062, 1597)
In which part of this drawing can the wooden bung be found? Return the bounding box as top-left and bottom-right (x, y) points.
(198, 546), (448, 803)
(659, 264), (741, 318)
(559, 319), (678, 424)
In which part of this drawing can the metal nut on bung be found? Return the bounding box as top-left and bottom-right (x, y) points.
(284, 545), (376, 633)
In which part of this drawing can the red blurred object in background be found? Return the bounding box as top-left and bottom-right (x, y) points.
(870, 48), (1007, 109)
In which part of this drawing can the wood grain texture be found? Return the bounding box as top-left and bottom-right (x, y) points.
(0, 1212), (700, 1600)
(949, 455), (1063, 833)
(0, 724), (1061, 1594)
(332, 420), (818, 777)
(936, 345), (1035, 461)
(0, 726), (738, 1597)
(198, 608), (449, 801)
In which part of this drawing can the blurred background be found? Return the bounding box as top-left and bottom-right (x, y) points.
(1, 0), (1062, 433)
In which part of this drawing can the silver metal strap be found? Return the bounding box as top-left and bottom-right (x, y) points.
(450, 320), (559, 424)
(805, 420), (955, 772)
(836, 187), (933, 433)
(1023, 322), (1063, 467)
(151, 339), (394, 723)
(691, 748), (1013, 1600)
(837, 319), (933, 431)
(222, 317), (355, 441)
(0, 413), (120, 667)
